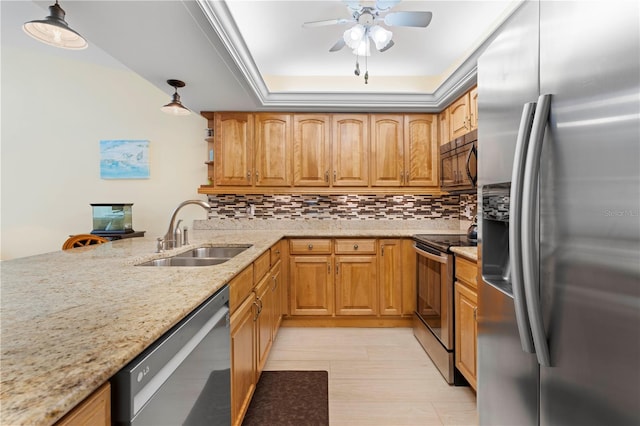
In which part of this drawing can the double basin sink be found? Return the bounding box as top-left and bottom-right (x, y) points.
(137, 245), (252, 267)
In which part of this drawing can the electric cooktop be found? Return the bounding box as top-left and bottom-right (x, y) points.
(413, 234), (477, 253)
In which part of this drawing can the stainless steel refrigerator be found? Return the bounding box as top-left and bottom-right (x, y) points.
(477, 0), (640, 424)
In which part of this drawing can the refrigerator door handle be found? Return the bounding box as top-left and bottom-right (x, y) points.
(509, 102), (537, 354)
(522, 93), (552, 367)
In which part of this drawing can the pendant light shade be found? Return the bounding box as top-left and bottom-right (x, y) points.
(161, 80), (191, 116)
(23, 1), (88, 50)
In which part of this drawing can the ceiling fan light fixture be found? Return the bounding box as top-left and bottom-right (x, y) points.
(369, 25), (393, 50)
(161, 79), (191, 116)
(353, 38), (371, 57)
(23, 1), (87, 50)
(343, 24), (365, 49)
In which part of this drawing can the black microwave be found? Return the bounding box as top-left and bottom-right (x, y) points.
(440, 129), (477, 193)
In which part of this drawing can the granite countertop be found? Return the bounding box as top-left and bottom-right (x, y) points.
(451, 246), (478, 262)
(0, 226), (458, 425)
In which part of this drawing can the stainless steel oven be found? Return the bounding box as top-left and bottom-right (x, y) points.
(412, 234), (475, 385)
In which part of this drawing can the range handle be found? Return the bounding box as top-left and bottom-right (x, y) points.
(509, 102), (537, 354)
(521, 93), (552, 367)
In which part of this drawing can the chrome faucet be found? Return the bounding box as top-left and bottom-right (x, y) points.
(161, 200), (211, 250)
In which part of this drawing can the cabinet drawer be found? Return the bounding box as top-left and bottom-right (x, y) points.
(56, 382), (110, 426)
(254, 251), (271, 283)
(289, 239), (332, 254)
(229, 265), (254, 314)
(455, 256), (477, 288)
(334, 239), (376, 254)
(270, 241), (282, 266)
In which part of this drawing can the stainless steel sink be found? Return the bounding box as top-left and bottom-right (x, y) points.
(175, 245), (252, 259)
(136, 244), (252, 267)
(137, 257), (230, 267)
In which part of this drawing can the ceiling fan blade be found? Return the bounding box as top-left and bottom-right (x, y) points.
(329, 38), (346, 52)
(343, 0), (363, 12)
(376, 0), (401, 11)
(379, 39), (395, 53)
(384, 11), (433, 27)
(302, 18), (352, 28)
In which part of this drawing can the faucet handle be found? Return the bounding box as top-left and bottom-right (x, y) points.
(157, 237), (165, 253)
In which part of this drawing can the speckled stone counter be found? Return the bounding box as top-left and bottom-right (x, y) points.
(451, 246), (478, 262)
(0, 227), (462, 425)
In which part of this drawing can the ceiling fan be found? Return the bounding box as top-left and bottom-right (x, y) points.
(302, 0), (433, 57)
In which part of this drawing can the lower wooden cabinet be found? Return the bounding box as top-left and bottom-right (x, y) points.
(289, 254), (333, 315)
(454, 256), (478, 390)
(288, 238), (412, 321)
(230, 242), (285, 426)
(335, 254), (378, 315)
(230, 284), (257, 426)
(56, 382), (110, 426)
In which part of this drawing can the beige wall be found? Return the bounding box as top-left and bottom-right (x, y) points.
(1, 46), (207, 260)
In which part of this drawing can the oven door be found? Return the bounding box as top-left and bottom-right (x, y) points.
(414, 243), (454, 350)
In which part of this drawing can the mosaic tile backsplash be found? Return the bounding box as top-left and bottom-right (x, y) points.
(205, 194), (477, 222)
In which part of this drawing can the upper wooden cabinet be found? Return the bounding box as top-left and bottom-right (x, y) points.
(404, 115), (438, 187)
(332, 114), (369, 187)
(214, 112), (254, 186)
(448, 86), (478, 140)
(254, 113), (292, 187)
(438, 109), (450, 146)
(200, 112), (441, 194)
(449, 94), (471, 140)
(293, 114), (330, 186)
(469, 86), (478, 131)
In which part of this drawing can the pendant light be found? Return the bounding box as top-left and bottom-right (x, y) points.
(161, 80), (191, 116)
(23, 1), (87, 50)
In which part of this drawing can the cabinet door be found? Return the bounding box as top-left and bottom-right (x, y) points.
(455, 281), (478, 390)
(404, 114), (438, 187)
(270, 261), (283, 334)
(289, 255), (333, 315)
(469, 86), (478, 131)
(230, 294), (257, 426)
(439, 109), (450, 146)
(256, 273), (273, 374)
(215, 112), (253, 186)
(335, 255), (378, 316)
(370, 114), (404, 187)
(379, 240), (403, 316)
(254, 113), (292, 187)
(332, 114), (369, 186)
(293, 114), (331, 186)
(449, 94), (470, 140)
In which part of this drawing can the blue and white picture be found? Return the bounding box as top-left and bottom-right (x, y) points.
(100, 140), (150, 179)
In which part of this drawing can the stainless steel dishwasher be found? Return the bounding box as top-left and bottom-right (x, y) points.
(111, 286), (230, 425)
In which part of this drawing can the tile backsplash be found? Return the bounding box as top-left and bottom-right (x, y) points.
(205, 193), (477, 223)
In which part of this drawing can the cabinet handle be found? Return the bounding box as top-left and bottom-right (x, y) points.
(252, 300), (260, 321)
(255, 170), (259, 179)
(474, 306), (478, 321)
(336, 264), (339, 274)
(381, 245), (385, 256)
(275, 249), (280, 255)
(405, 171), (410, 183)
(333, 170), (337, 181)
(272, 275), (278, 291)
(257, 297), (263, 313)
(325, 171), (329, 182)
(353, 244), (359, 250)
(308, 244), (313, 250)
(247, 171), (251, 181)
(327, 263), (330, 273)
(400, 170), (404, 184)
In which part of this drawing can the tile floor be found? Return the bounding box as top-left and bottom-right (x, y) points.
(264, 327), (478, 425)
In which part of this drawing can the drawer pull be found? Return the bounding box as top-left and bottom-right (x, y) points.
(308, 244), (313, 250)
(353, 244), (359, 250)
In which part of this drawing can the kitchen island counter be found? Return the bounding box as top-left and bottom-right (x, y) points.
(0, 226), (462, 425)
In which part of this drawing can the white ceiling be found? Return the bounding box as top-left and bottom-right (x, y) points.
(6, 0), (522, 113)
